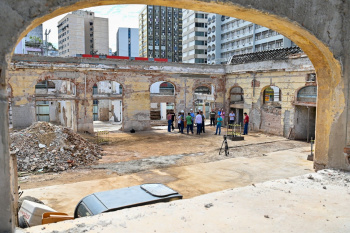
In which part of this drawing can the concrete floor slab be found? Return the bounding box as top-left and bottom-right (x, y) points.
(20, 170), (350, 233)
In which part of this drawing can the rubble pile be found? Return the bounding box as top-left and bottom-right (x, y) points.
(10, 122), (103, 172)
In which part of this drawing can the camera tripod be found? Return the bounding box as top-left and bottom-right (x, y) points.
(219, 135), (229, 156)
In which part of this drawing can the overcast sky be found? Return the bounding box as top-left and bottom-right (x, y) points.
(42, 4), (145, 52)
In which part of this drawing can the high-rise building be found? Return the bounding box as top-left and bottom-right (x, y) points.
(15, 24), (43, 55)
(57, 10), (109, 57)
(139, 6), (182, 62)
(182, 10), (208, 64)
(116, 28), (139, 57)
(207, 14), (295, 64)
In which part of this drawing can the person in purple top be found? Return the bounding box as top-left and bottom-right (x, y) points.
(195, 112), (202, 135)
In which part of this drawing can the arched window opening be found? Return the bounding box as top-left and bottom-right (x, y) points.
(230, 86), (244, 103)
(35, 80), (76, 96)
(263, 86), (281, 105)
(150, 81), (175, 96)
(195, 86), (211, 95)
(93, 81), (122, 95)
(297, 86), (317, 103)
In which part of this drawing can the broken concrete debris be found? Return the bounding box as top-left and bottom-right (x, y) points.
(11, 122), (103, 172)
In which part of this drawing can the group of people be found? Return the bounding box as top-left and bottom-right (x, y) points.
(167, 108), (249, 136)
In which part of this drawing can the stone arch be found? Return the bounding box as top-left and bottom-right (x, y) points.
(193, 84), (214, 118)
(149, 80), (176, 121)
(295, 85), (317, 104)
(229, 85), (244, 103)
(228, 85), (245, 125)
(92, 80), (124, 123)
(0, 0), (348, 229)
(35, 80), (76, 96)
(150, 80), (176, 96)
(193, 83), (213, 94)
(261, 85), (282, 106)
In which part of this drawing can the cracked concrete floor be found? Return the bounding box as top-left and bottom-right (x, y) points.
(20, 126), (314, 216)
(22, 169), (350, 233)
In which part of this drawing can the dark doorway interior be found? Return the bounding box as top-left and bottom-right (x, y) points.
(294, 106), (316, 141)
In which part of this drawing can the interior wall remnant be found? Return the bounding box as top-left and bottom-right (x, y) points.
(283, 110), (290, 137)
(260, 104), (283, 135)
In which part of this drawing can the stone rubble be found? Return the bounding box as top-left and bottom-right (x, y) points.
(11, 122), (103, 173)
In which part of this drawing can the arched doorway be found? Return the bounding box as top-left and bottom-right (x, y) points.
(293, 84), (317, 142)
(150, 81), (175, 122)
(92, 81), (123, 131)
(35, 80), (76, 129)
(194, 85), (213, 119)
(229, 86), (244, 124)
(260, 85), (282, 135)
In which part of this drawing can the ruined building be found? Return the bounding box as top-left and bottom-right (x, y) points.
(8, 51), (315, 143)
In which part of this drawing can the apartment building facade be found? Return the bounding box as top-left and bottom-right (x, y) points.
(15, 24), (43, 55)
(207, 14), (294, 64)
(58, 10), (109, 57)
(116, 28), (139, 57)
(182, 10), (208, 64)
(139, 6), (182, 62)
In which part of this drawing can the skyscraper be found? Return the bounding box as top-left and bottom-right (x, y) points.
(116, 28), (139, 57)
(207, 14), (295, 64)
(182, 10), (208, 64)
(57, 10), (109, 57)
(139, 6), (182, 62)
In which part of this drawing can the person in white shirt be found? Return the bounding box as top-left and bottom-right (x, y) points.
(229, 111), (235, 128)
(195, 112), (203, 135)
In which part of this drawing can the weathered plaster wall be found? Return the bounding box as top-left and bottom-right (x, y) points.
(225, 57), (315, 136)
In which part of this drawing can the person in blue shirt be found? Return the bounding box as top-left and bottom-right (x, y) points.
(190, 109), (195, 123)
(215, 115), (223, 135)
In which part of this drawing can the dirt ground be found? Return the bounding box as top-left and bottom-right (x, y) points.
(20, 124), (314, 215)
(20, 125), (310, 189)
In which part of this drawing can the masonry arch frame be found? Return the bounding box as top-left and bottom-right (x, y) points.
(261, 85), (282, 106)
(92, 80), (124, 125)
(149, 80), (177, 121)
(0, 0), (348, 230)
(294, 85), (318, 106)
(228, 85), (244, 104)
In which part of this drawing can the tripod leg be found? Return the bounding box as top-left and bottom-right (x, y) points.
(225, 140), (229, 156)
(219, 139), (225, 155)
